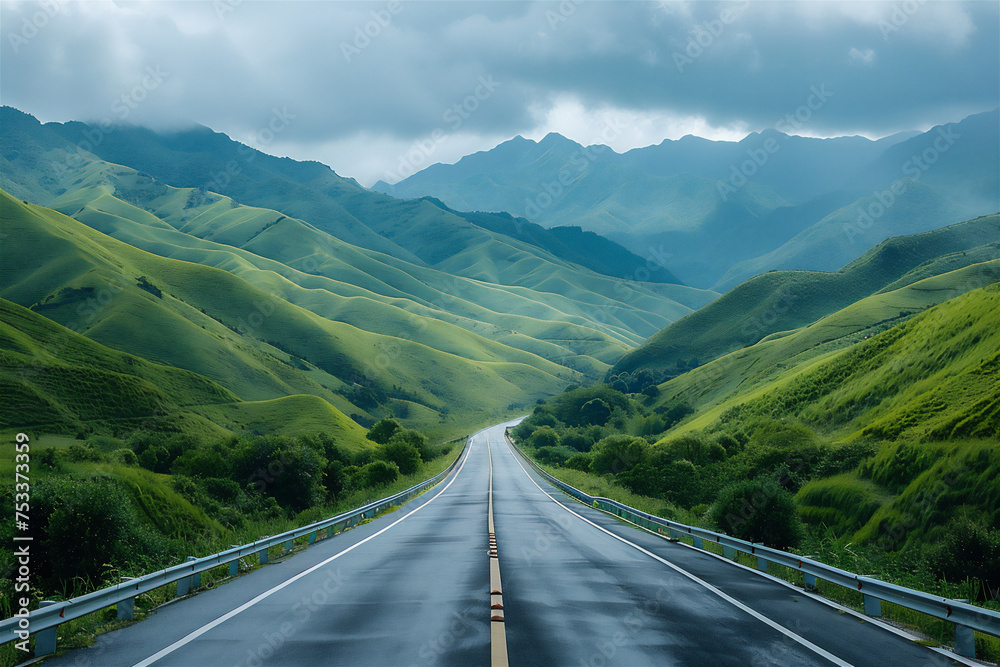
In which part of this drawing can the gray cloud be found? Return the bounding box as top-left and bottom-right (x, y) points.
(1, 1), (996, 185)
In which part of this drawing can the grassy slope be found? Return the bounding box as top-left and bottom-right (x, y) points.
(1, 128), (720, 371)
(611, 280), (999, 553)
(612, 214), (1000, 378)
(9, 108), (713, 314)
(653, 260), (1000, 437)
(0, 190), (578, 434)
(0, 297), (373, 448)
(714, 179), (977, 290)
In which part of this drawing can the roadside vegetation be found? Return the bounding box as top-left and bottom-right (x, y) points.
(0, 418), (460, 665)
(512, 284), (1000, 660)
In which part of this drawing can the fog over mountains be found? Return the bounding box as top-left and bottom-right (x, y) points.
(376, 108), (999, 290)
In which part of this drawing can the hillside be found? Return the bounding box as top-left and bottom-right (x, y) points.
(0, 107), (686, 293)
(0, 108), (715, 349)
(0, 190), (591, 435)
(0, 297), (374, 448)
(611, 214), (1000, 378)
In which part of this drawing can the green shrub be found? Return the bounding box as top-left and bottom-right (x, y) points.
(590, 435), (649, 475)
(710, 477), (805, 548)
(931, 516), (1000, 600)
(535, 446), (574, 466)
(528, 426), (560, 449)
(561, 430), (595, 452)
(381, 437), (421, 475)
(31, 478), (165, 591)
(366, 418), (401, 444)
(565, 453), (593, 472)
(356, 460), (399, 488)
(110, 448), (139, 466)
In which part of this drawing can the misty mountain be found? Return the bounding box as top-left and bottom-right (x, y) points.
(374, 109), (999, 289)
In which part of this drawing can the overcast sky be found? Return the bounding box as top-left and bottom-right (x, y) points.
(2, 0), (997, 186)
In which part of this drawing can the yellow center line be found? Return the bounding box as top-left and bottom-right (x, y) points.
(487, 435), (509, 667)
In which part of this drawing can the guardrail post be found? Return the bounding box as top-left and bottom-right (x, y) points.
(756, 556), (769, 573)
(117, 596), (135, 620)
(327, 526), (336, 539)
(863, 595), (882, 617)
(258, 547), (269, 565)
(284, 540), (294, 554)
(803, 573), (817, 589)
(723, 545), (736, 560)
(692, 536), (703, 549)
(308, 532), (316, 545)
(229, 559), (239, 576)
(177, 557), (196, 596)
(954, 624), (975, 657)
(35, 601), (58, 656)
(191, 556), (201, 590)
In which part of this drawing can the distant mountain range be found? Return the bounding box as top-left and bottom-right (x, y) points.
(375, 109), (999, 289)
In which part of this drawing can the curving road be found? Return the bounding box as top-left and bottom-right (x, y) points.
(41, 421), (963, 666)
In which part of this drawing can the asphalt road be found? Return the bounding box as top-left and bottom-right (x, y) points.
(40, 421), (964, 666)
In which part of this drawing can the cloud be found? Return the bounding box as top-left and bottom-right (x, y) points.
(0, 0), (996, 185)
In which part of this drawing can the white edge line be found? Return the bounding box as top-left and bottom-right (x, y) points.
(131, 438), (476, 667)
(514, 446), (983, 667)
(651, 530), (982, 666)
(501, 434), (853, 667)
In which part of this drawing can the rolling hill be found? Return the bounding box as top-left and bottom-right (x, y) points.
(611, 214), (1000, 378)
(647, 259), (1000, 438)
(0, 297), (372, 448)
(0, 190), (590, 436)
(0, 106), (684, 292)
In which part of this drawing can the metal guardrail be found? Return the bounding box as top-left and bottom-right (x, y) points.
(506, 430), (1000, 660)
(1, 439), (470, 655)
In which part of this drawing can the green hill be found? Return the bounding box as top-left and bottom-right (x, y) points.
(657, 281), (1000, 550)
(0, 106), (694, 294)
(0, 190), (586, 435)
(0, 297), (373, 447)
(611, 214), (1000, 379)
(0, 108), (717, 368)
(650, 259), (1000, 432)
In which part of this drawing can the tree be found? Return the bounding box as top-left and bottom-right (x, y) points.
(590, 435), (649, 475)
(358, 460), (399, 488)
(367, 418), (402, 444)
(388, 428), (430, 460)
(528, 426), (560, 449)
(580, 398), (611, 426)
(709, 478), (805, 548)
(382, 437), (421, 475)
